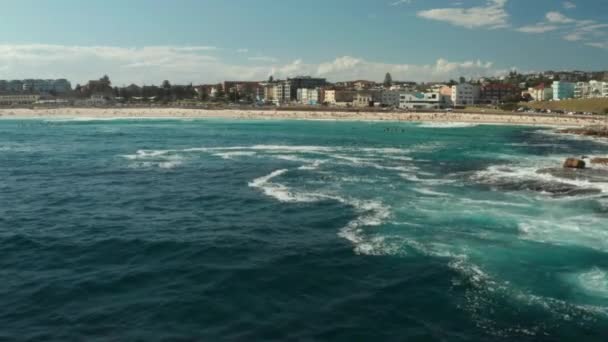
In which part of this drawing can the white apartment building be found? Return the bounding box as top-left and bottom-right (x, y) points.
(323, 90), (336, 104)
(451, 84), (480, 106)
(272, 82), (291, 104)
(574, 82), (591, 99)
(296, 88), (319, 105)
(399, 92), (441, 110)
(589, 80), (608, 98)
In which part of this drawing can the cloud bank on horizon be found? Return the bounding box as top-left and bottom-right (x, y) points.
(0, 44), (499, 85)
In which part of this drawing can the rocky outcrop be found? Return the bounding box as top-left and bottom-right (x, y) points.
(591, 158), (608, 166)
(563, 158), (586, 169)
(558, 126), (608, 138)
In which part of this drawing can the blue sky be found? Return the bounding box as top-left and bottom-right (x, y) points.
(0, 0), (606, 85)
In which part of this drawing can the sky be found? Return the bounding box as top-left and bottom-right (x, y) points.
(0, 0), (607, 85)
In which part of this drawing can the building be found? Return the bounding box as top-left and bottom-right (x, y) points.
(223, 81), (263, 101)
(296, 88), (319, 105)
(574, 82), (591, 99)
(380, 90), (401, 107)
(451, 84), (480, 106)
(574, 81), (608, 99)
(552, 81), (575, 100)
(399, 92), (442, 110)
(528, 84), (553, 101)
(480, 83), (520, 104)
(0, 79), (71, 94)
(287, 77), (326, 100)
(272, 81), (292, 104)
(323, 89), (336, 104)
(591, 80), (608, 97)
(0, 94), (40, 105)
(352, 80), (375, 91)
(353, 92), (376, 107)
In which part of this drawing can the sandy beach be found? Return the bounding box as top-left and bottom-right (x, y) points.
(0, 107), (605, 127)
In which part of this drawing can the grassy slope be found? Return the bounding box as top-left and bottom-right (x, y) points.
(522, 98), (608, 114)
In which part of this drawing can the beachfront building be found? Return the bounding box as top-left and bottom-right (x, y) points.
(399, 92), (441, 110)
(574, 81), (608, 99)
(590, 81), (608, 98)
(323, 90), (336, 104)
(480, 83), (520, 104)
(574, 82), (591, 99)
(528, 84), (553, 101)
(552, 81), (575, 100)
(353, 92), (375, 107)
(451, 84), (480, 106)
(286, 77), (326, 101)
(296, 88), (319, 105)
(380, 90), (401, 107)
(333, 90), (357, 106)
(0, 94), (41, 105)
(0, 79), (71, 94)
(272, 81), (291, 104)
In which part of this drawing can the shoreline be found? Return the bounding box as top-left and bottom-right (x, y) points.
(0, 107), (605, 127)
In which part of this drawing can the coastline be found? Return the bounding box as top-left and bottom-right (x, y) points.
(0, 107), (605, 127)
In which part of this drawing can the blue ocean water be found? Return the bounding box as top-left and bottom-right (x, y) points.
(1, 118), (608, 341)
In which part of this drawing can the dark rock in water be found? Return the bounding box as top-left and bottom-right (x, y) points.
(563, 158), (586, 169)
(591, 158), (608, 166)
(558, 127), (608, 138)
(538, 167), (608, 183)
(479, 167), (606, 197)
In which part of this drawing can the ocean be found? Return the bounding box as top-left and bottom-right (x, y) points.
(1, 118), (607, 341)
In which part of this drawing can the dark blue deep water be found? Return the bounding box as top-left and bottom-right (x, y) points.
(1, 118), (608, 341)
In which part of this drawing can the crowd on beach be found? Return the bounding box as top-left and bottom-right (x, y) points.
(0, 107), (605, 127)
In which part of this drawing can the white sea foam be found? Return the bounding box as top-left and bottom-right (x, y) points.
(519, 215), (608, 252)
(122, 149), (174, 160)
(413, 187), (452, 197)
(248, 169), (337, 203)
(572, 268), (608, 298)
(419, 122), (479, 128)
(474, 163), (608, 196)
(212, 151), (257, 160)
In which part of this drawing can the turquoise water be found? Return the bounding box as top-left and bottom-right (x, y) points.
(1, 118), (608, 341)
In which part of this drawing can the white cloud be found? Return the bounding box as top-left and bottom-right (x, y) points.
(516, 24), (559, 33)
(546, 11), (576, 24)
(586, 41), (608, 49)
(248, 56), (279, 63)
(390, 0), (412, 6)
(237, 48), (249, 53)
(513, 11), (608, 49)
(563, 1), (576, 9)
(0, 44), (502, 84)
(417, 0), (509, 29)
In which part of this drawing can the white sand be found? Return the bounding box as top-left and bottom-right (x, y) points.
(0, 107), (604, 127)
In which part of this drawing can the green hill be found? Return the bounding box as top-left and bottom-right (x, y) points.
(522, 98), (608, 114)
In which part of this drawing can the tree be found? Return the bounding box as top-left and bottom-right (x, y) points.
(268, 75), (274, 83)
(161, 80), (172, 100)
(459, 76), (466, 84)
(383, 73), (393, 88)
(101, 75), (111, 87)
